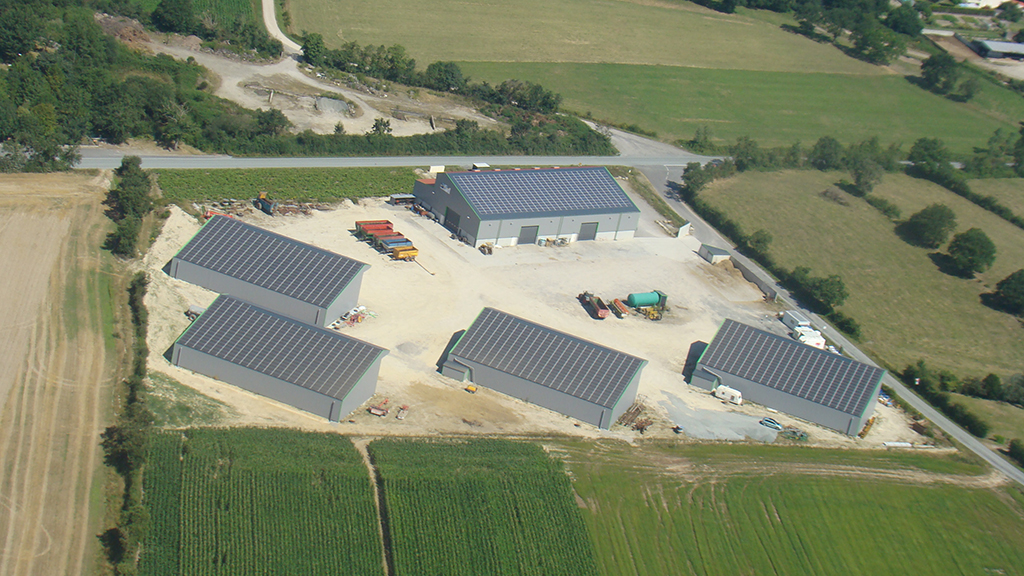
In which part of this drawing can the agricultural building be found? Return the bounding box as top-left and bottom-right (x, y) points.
(168, 215), (368, 327)
(698, 244), (730, 264)
(412, 166), (640, 248)
(691, 319), (885, 435)
(442, 308), (647, 429)
(975, 40), (1024, 60)
(172, 295), (388, 421)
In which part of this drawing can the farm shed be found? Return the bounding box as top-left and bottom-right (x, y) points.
(441, 308), (647, 429)
(412, 166), (640, 248)
(172, 295), (388, 421)
(691, 319), (885, 435)
(976, 40), (1024, 60)
(698, 244), (730, 264)
(167, 215), (368, 327)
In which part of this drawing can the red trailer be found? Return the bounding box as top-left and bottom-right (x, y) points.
(355, 220), (391, 234)
(579, 292), (609, 319)
(358, 223), (393, 238)
(364, 227), (397, 242)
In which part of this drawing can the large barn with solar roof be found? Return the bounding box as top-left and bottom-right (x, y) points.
(167, 215), (368, 328)
(442, 308), (647, 429)
(172, 295), (387, 422)
(412, 166), (640, 247)
(691, 319), (886, 435)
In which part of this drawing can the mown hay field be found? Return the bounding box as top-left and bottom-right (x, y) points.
(699, 170), (1024, 376)
(287, 0), (878, 74)
(557, 440), (1024, 576)
(287, 0), (1024, 152)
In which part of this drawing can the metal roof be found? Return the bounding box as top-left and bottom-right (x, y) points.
(446, 167), (639, 219)
(699, 319), (884, 416)
(176, 295), (387, 400)
(979, 40), (1024, 55)
(449, 308), (646, 408)
(173, 216), (367, 308)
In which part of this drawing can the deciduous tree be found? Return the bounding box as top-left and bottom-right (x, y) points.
(993, 269), (1024, 314)
(947, 227), (996, 275)
(901, 203), (957, 248)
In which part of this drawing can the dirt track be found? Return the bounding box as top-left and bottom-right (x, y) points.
(0, 174), (115, 576)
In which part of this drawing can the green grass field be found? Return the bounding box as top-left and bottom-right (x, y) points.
(458, 62), (1024, 149)
(557, 440), (1024, 576)
(951, 393), (1024, 442)
(140, 429), (384, 576)
(700, 170), (1024, 376)
(970, 178), (1024, 220)
(287, 0), (1024, 151)
(288, 0), (876, 74)
(368, 439), (599, 576)
(154, 167), (418, 202)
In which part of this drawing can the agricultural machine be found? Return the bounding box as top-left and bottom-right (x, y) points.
(368, 398), (390, 417)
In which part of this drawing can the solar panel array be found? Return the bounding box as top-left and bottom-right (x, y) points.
(177, 296), (386, 400)
(447, 167), (638, 217)
(450, 308), (646, 408)
(700, 319), (884, 416)
(174, 216), (367, 308)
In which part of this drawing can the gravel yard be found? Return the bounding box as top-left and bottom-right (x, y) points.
(144, 180), (924, 447)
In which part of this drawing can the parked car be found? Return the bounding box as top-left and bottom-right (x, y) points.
(759, 417), (783, 431)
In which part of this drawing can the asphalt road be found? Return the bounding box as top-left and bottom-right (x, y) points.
(75, 128), (1023, 485)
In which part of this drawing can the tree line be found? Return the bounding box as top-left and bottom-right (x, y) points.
(100, 271), (155, 576)
(301, 34), (562, 115)
(0, 0), (612, 173)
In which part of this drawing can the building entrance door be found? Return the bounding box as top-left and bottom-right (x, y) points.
(578, 222), (598, 241)
(518, 225), (539, 245)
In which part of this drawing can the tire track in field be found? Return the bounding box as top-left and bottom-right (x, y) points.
(0, 298), (56, 575)
(0, 197), (113, 576)
(4, 221), (72, 576)
(352, 438), (393, 576)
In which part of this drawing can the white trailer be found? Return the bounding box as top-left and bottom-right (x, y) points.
(781, 310), (811, 330)
(713, 384), (743, 405)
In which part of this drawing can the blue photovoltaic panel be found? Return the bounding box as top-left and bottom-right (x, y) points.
(450, 308), (646, 408)
(176, 296), (386, 400)
(700, 319), (884, 416)
(174, 216), (367, 308)
(447, 167), (638, 218)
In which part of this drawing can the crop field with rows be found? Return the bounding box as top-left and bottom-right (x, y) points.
(368, 439), (599, 576)
(154, 167), (418, 203)
(139, 428), (384, 576)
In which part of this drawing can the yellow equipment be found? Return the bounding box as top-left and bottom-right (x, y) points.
(392, 246), (418, 261)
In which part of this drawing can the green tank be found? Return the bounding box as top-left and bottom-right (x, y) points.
(627, 291), (662, 307)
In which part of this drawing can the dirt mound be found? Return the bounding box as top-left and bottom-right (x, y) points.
(94, 13), (150, 49)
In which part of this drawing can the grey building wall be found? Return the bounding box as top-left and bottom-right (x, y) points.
(691, 366), (879, 435)
(172, 343), (384, 421)
(323, 269), (366, 325)
(412, 176), (639, 248)
(443, 355), (635, 429)
(169, 259), (364, 327)
(413, 176), (482, 241)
